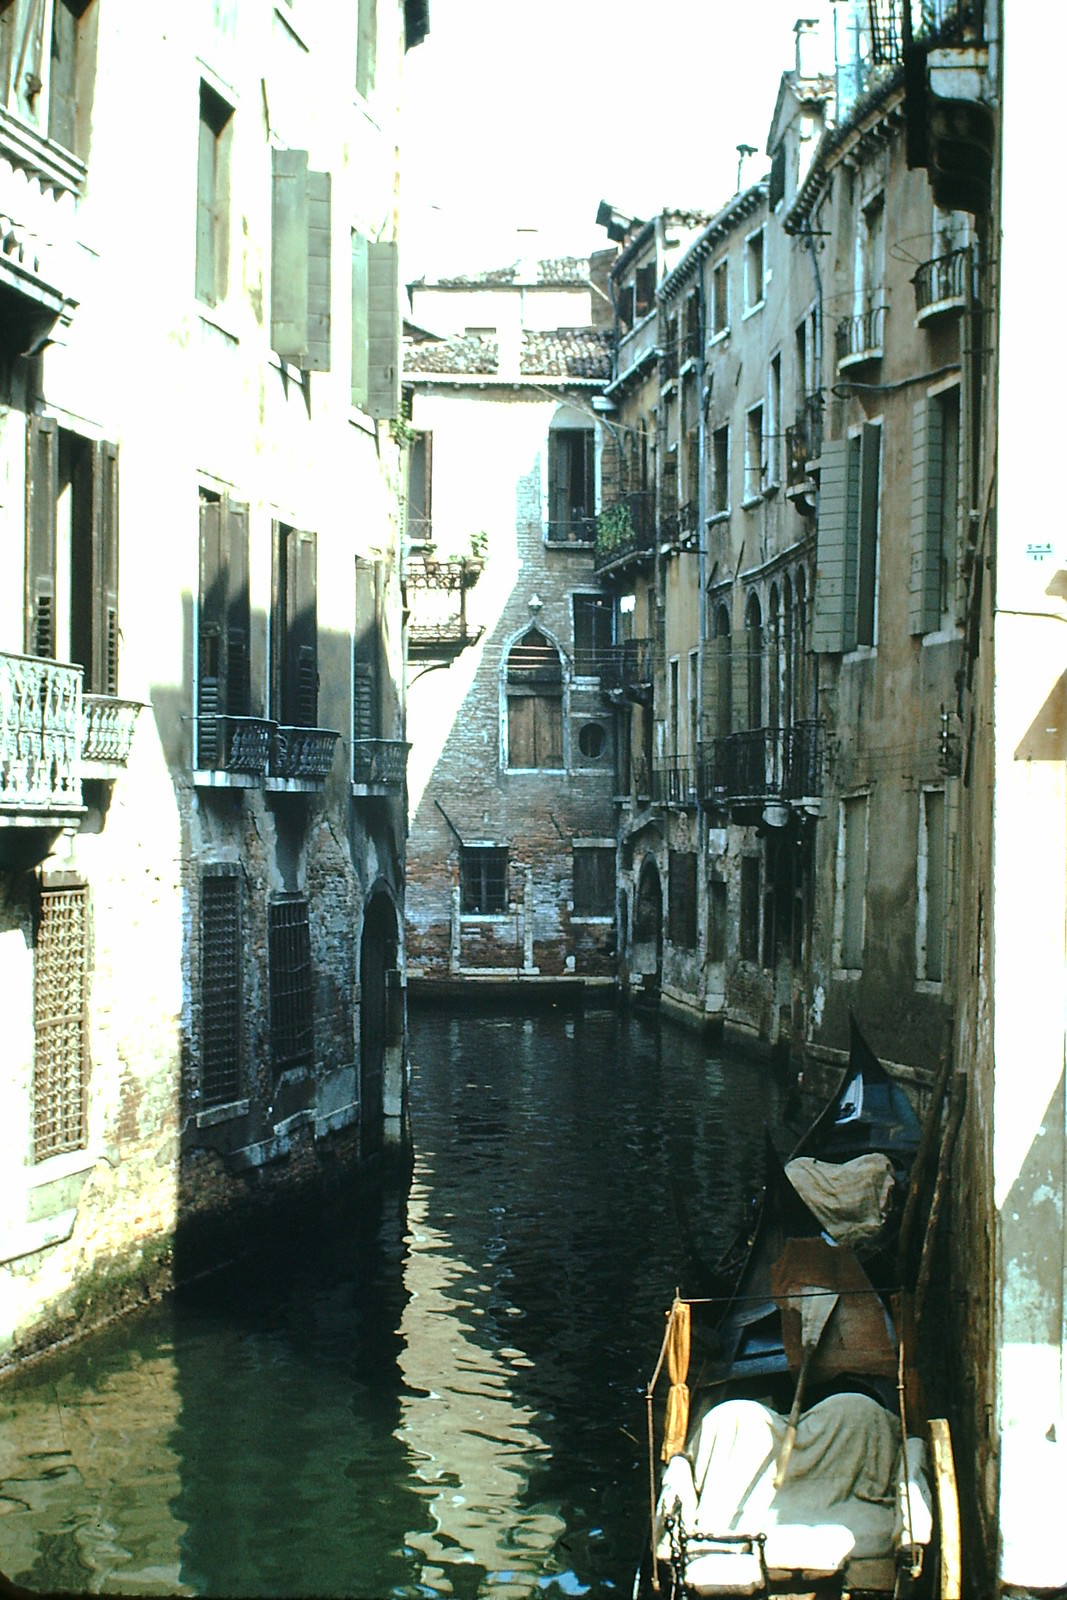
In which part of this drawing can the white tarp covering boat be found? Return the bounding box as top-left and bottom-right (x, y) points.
(654, 1393), (933, 1596)
(784, 1152), (896, 1249)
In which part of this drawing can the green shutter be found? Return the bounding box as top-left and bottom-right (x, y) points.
(353, 556), (380, 739)
(91, 441), (120, 696)
(366, 239), (399, 421)
(812, 437), (848, 654)
(198, 499), (226, 760)
(356, 0), (376, 96)
(25, 415), (58, 658)
(350, 230), (369, 409)
(910, 398), (943, 635)
(226, 500), (250, 716)
(305, 169), (331, 372)
(271, 148), (309, 362)
(196, 105), (218, 304)
(286, 528), (318, 726)
(856, 422), (881, 647)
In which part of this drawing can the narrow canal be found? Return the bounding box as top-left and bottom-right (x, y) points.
(0, 1007), (795, 1598)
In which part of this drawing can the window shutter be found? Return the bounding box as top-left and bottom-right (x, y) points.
(508, 694), (534, 767)
(366, 239), (399, 420)
(25, 415), (58, 657)
(350, 231), (369, 409)
(198, 498), (226, 762)
(49, 0), (79, 153)
(271, 148), (309, 362)
(196, 106), (218, 305)
(226, 500), (250, 716)
(856, 422), (881, 647)
(548, 434), (567, 529)
(91, 441), (120, 696)
(812, 437), (848, 654)
(539, 695), (563, 767)
(910, 398), (942, 636)
(286, 528), (318, 726)
(356, 0), (376, 96)
(730, 629), (750, 733)
(353, 556), (380, 739)
(305, 169), (331, 372)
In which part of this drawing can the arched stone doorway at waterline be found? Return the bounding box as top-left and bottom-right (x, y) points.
(632, 855), (663, 997)
(359, 889), (403, 1155)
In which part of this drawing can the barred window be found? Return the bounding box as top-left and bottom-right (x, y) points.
(573, 847), (614, 917)
(34, 882), (89, 1163)
(269, 896), (314, 1070)
(201, 871), (241, 1106)
(461, 847), (508, 915)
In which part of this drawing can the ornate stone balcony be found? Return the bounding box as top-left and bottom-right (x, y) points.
(82, 695), (143, 775)
(351, 738), (410, 797)
(195, 715), (276, 786)
(0, 650), (83, 825)
(269, 725), (340, 787)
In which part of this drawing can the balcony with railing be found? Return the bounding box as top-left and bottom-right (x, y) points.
(594, 492), (656, 575)
(699, 720), (824, 807)
(405, 553), (484, 660)
(653, 757), (698, 808)
(545, 510), (597, 546)
(268, 726), (341, 788)
(836, 304), (888, 371)
(785, 393), (823, 491)
(351, 738), (410, 797)
(913, 246), (970, 322)
(1, 651), (83, 827)
(195, 714), (276, 785)
(82, 695), (144, 776)
(598, 637), (655, 704)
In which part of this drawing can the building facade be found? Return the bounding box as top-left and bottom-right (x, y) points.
(0, 0), (425, 1363)
(402, 256), (621, 990)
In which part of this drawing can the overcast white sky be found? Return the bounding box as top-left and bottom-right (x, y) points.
(399, 0), (836, 279)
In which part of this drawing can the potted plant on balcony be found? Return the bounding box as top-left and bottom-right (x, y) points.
(596, 502), (634, 556)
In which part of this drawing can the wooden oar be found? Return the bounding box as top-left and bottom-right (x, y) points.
(773, 1285), (840, 1488)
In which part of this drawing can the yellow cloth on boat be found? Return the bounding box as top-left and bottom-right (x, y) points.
(784, 1153), (896, 1248)
(654, 1394), (932, 1591)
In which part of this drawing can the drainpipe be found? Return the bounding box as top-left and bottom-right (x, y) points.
(801, 213), (825, 725)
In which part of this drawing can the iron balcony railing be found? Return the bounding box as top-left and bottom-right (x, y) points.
(546, 512), (597, 545)
(197, 714), (275, 777)
(835, 304), (888, 367)
(913, 246), (970, 315)
(82, 695), (143, 767)
(271, 725), (340, 781)
(700, 720), (824, 805)
(653, 758), (698, 807)
(594, 491), (656, 573)
(785, 393), (823, 487)
(598, 637), (655, 696)
(351, 738), (410, 791)
(0, 650), (82, 816)
(867, 0), (983, 64)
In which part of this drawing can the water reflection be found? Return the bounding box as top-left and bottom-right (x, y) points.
(0, 1009), (788, 1596)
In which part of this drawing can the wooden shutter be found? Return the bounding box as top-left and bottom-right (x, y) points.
(351, 231), (369, 409)
(910, 398), (943, 635)
(548, 432), (567, 530)
(856, 423), (880, 647)
(366, 239), (399, 420)
(353, 556), (380, 739)
(305, 169), (331, 372)
(198, 498), (226, 761)
(356, 0), (376, 96)
(508, 694), (534, 767)
(537, 694), (563, 767)
(812, 437), (848, 655)
(271, 148), (309, 362)
(91, 441), (119, 696)
(285, 528), (317, 726)
(48, 0), (79, 153)
(226, 500), (250, 716)
(196, 102), (218, 305)
(25, 415), (58, 657)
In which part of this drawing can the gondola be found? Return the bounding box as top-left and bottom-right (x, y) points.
(636, 1020), (958, 1599)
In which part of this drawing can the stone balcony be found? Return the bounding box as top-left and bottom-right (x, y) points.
(351, 738), (410, 798)
(82, 695), (143, 777)
(194, 714), (276, 787)
(0, 650), (84, 839)
(268, 725), (341, 790)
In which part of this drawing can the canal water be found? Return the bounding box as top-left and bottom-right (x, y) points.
(0, 1007), (794, 1598)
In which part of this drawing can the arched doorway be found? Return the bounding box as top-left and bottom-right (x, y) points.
(633, 855), (663, 996)
(360, 889), (399, 1157)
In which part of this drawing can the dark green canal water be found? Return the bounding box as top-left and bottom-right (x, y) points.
(0, 1007), (793, 1598)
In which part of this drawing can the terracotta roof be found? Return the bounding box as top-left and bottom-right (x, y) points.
(536, 256), (589, 285)
(420, 256), (591, 289)
(520, 327), (612, 379)
(404, 332), (498, 375)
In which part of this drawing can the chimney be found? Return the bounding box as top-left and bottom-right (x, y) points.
(795, 16), (820, 78)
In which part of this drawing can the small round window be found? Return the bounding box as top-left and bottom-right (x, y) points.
(578, 721), (606, 759)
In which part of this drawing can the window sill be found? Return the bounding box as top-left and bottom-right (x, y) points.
(195, 1098), (250, 1129)
(915, 978), (944, 995)
(659, 378), (678, 398)
(741, 494), (763, 510)
(505, 766), (567, 775)
(706, 508), (731, 525)
(832, 965), (863, 980)
(709, 328), (730, 348)
(459, 913), (513, 923)
(842, 644), (877, 662)
(742, 300), (765, 321)
(571, 914), (613, 924)
(193, 769), (262, 789)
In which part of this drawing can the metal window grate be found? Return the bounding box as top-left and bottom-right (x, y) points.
(33, 883), (89, 1162)
(201, 873), (241, 1106)
(268, 896), (314, 1070)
